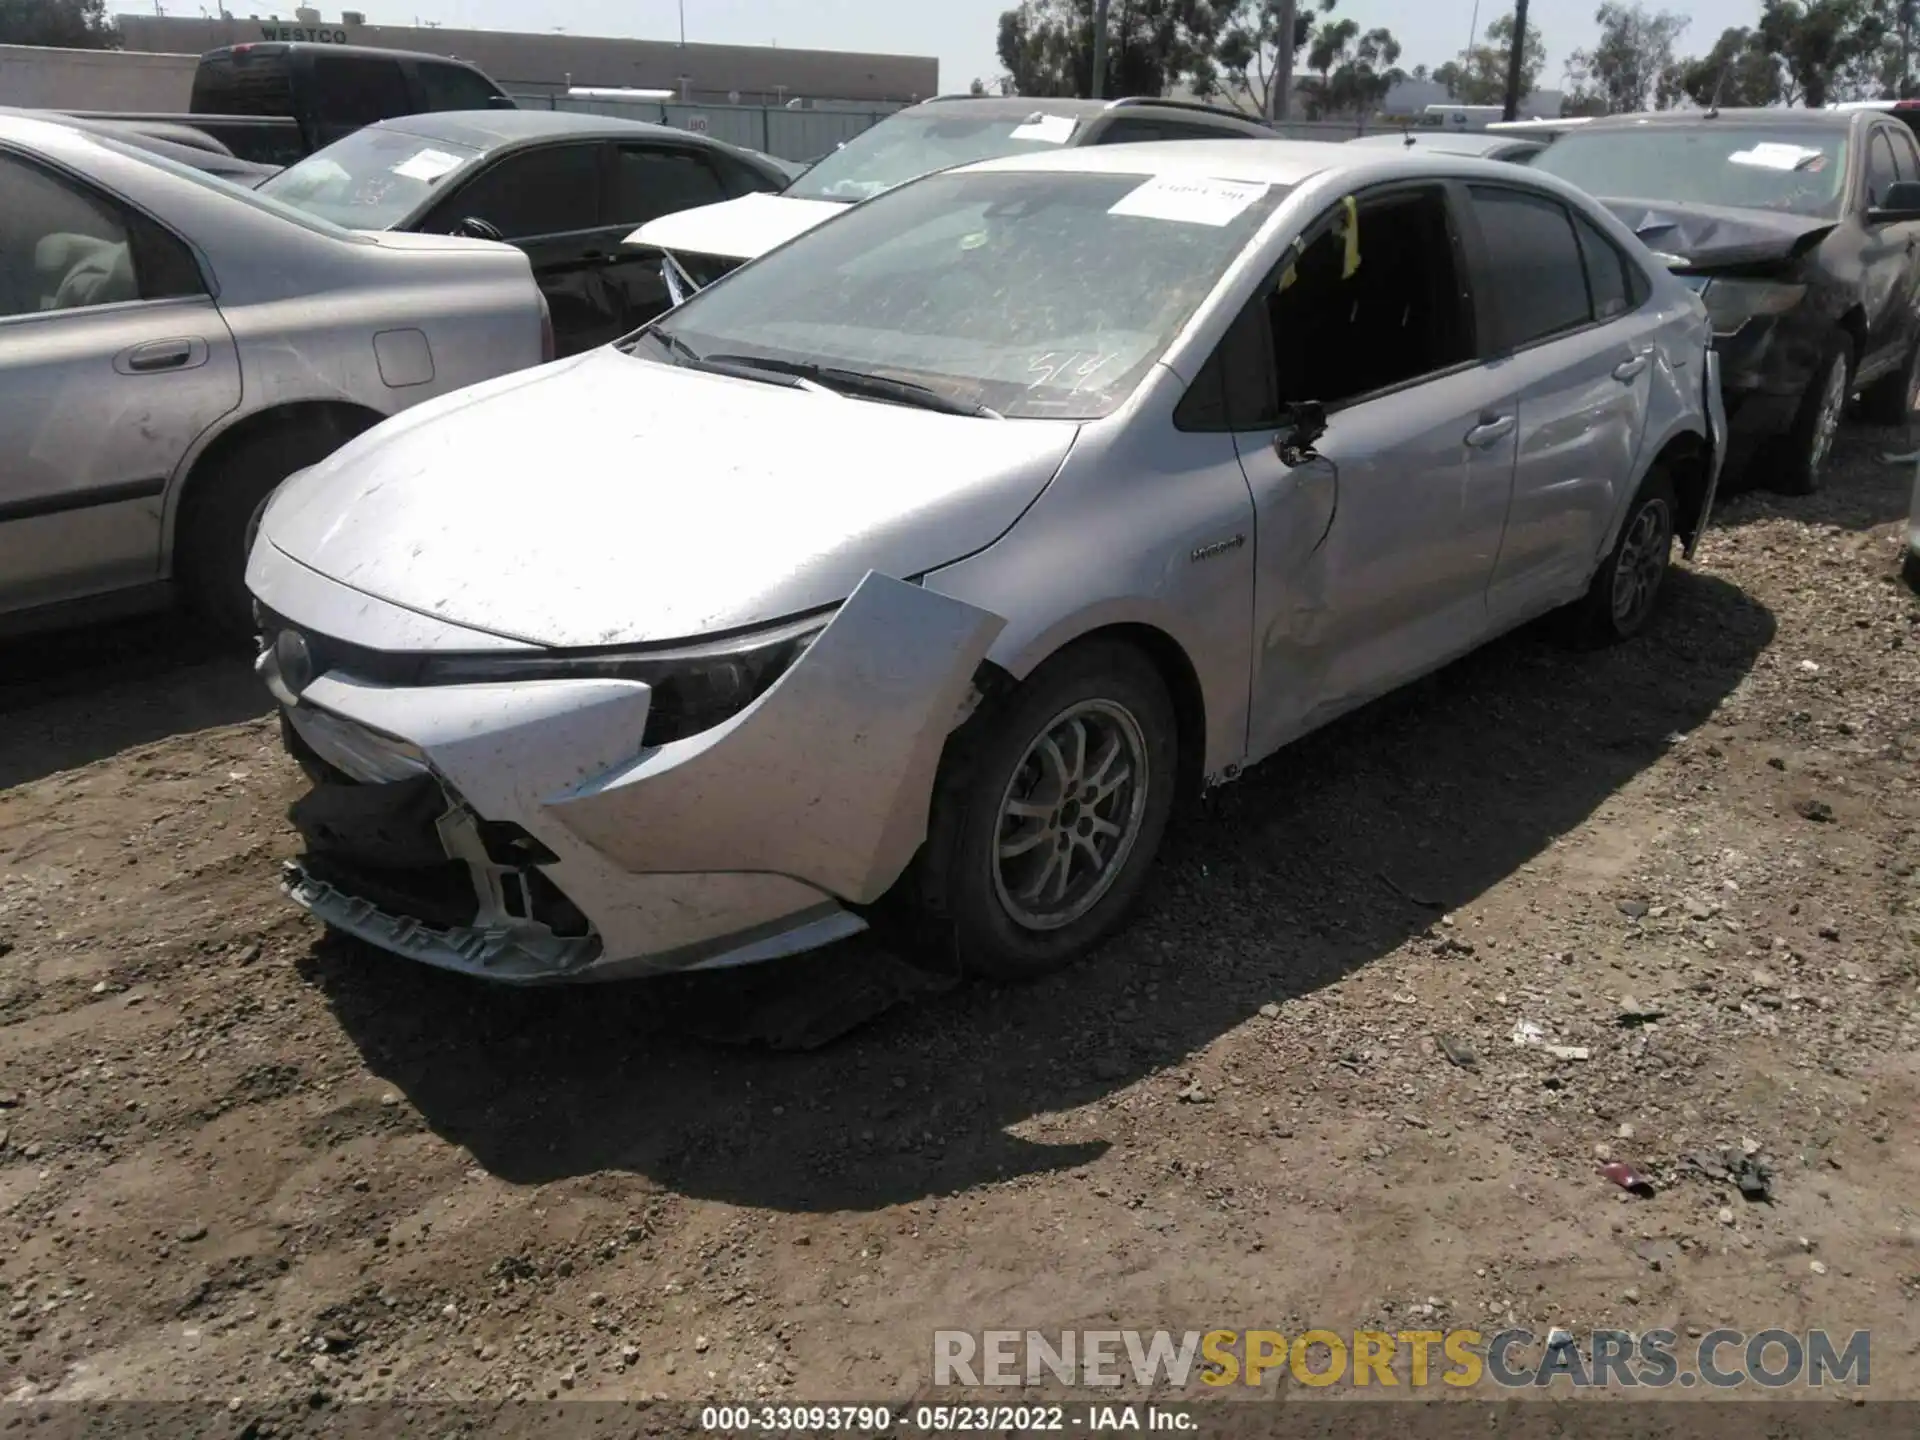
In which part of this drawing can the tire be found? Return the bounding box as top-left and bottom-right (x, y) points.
(1568, 469), (1678, 647)
(1776, 333), (1852, 496)
(913, 642), (1179, 981)
(175, 417), (367, 641)
(1904, 548), (1920, 594)
(1856, 335), (1920, 427)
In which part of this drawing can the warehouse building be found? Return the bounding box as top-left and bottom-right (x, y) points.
(112, 11), (938, 106)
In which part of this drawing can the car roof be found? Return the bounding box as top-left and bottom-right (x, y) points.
(1345, 131), (1536, 156)
(366, 108), (704, 151)
(903, 94), (1270, 133)
(201, 40), (487, 69)
(957, 136), (1410, 187)
(1578, 108), (1858, 131)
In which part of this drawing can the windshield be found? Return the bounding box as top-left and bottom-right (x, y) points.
(259, 126), (484, 229)
(643, 168), (1284, 420)
(92, 133), (366, 241)
(784, 108), (1091, 203)
(1531, 126), (1849, 218)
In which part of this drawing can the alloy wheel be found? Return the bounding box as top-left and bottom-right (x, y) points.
(1610, 497), (1673, 632)
(992, 699), (1151, 932)
(1809, 355), (1848, 478)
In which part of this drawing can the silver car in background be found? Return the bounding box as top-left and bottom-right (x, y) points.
(248, 141), (1724, 986)
(0, 111), (551, 638)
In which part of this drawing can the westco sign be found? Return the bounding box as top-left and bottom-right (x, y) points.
(257, 24), (350, 42)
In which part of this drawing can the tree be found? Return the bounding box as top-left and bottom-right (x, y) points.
(1195, 0), (1339, 116)
(1564, 2), (1688, 112)
(1756, 0), (1895, 106)
(1664, 25), (1785, 106)
(1432, 12), (1545, 105)
(995, 0), (1223, 98)
(0, 0), (118, 48)
(1298, 18), (1405, 117)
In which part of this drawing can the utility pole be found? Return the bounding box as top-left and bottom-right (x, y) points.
(678, 0), (685, 47)
(1270, 0), (1296, 121)
(1090, 0), (1110, 99)
(1501, 0), (1529, 121)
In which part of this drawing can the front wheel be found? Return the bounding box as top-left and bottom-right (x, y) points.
(1777, 335), (1852, 496)
(914, 643), (1179, 981)
(1568, 470), (1677, 647)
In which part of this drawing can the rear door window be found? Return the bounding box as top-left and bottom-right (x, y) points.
(190, 50), (294, 115)
(606, 144), (730, 224)
(311, 52), (413, 130)
(414, 60), (503, 112)
(433, 143), (602, 238)
(1867, 128), (1901, 206)
(1571, 211), (1634, 320)
(1466, 185), (1592, 350)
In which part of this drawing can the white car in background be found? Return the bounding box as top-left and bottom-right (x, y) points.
(627, 94), (1275, 291)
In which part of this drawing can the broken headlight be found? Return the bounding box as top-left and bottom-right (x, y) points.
(416, 611), (830, 746)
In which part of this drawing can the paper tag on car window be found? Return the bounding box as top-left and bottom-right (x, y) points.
(1727, 142), (1823, 172)
(1009, 113), (1078, 144)
(1109, 174), (1268, 226)
(391, 148), (464, 182)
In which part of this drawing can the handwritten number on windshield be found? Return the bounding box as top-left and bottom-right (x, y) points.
(1027, 350), (1118, 393)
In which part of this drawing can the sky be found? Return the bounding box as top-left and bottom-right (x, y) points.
(379, 0), (1769, 95)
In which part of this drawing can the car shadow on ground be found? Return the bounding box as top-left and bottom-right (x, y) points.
(303, 564), (1775, 1213)
(0, 613), (266, 789)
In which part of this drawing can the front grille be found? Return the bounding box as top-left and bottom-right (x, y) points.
(258, 608), (428, 689)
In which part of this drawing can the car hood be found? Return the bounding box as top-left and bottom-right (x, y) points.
(624, 191), (848, 263)
(256, 347), (1078, 648)
(1599, 198), (1836, 270)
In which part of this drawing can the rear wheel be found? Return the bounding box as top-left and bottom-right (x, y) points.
(1776, 334), (1851, 495)
(176, 417), (369, 641)
(1567, 469), (1677, 647)
(914, 643), (1178, 981)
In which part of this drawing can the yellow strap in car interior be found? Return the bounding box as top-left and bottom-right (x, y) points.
(1340, 195), (1361, 279)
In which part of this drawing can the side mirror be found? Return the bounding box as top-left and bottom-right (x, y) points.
(450, 215), (504, 242)
(1868, 179), (1920, 225)
(1274, 400), (1327, 465)
(487, 94), (518, 109)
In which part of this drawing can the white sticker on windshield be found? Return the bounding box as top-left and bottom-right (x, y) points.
(1009, 113), (1079, 144)
(1727, 142), (1824, 172)
(1108, 174), (1269, 226)
(391, 148), (464, 182)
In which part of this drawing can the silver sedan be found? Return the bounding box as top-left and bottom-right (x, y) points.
(0, 111), (550, 638)
(247, 140), (1726, 984)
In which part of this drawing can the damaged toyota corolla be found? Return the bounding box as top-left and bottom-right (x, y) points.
(246, 141), (1725, 985)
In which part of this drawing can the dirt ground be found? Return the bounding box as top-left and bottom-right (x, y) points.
(0, 425), (1915, 1413)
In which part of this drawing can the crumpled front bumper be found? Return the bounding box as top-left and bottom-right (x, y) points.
(258, 569), (1005, 984)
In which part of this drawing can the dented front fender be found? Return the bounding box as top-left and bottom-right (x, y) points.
(549, 572), (1006, 904)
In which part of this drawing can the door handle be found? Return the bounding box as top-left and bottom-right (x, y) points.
(1465, 413), (1515, 448)
(115, 338), (202, 374)
(1612, 350), (1652, 382)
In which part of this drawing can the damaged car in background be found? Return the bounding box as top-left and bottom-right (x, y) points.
(1531, 108), (1920, 494)
(246, 141), (1724, 986)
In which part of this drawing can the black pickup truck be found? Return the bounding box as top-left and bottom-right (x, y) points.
(67, 41), (516, 169)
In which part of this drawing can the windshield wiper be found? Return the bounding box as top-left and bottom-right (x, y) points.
(703, 354), (1001, 417)
(628, 329), (825, 392)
